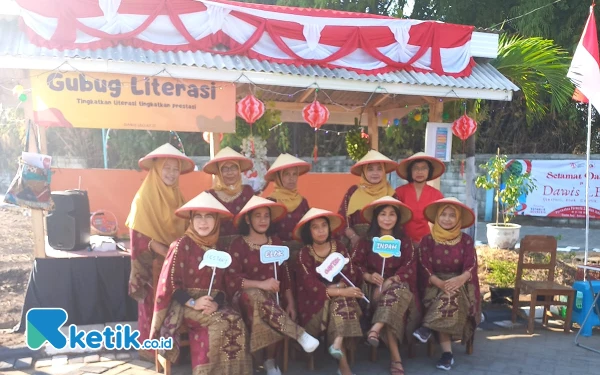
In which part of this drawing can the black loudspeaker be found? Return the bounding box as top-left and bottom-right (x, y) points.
(46, 190), (91, 251)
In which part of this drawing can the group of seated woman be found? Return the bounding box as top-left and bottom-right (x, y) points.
(126, 144), (481, 375)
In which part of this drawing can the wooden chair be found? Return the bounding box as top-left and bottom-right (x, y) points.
(152, 256), (190, 375)
(511, 235), (575, 334)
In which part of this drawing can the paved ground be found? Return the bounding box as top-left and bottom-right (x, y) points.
(2, 319), (600, 375)
(474, 221), (599, 252)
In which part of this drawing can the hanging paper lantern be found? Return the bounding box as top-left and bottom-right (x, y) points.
(452, 113), (478, 176)
(12, 85), (24, 95)
(393, 118), (400, 126)
(452, 113), (478, 141)
(413, 113), (422, 121)
(302, 100), (330, 129)
(382, 118), (389, 126)
(236, 94), (265, 125)
(303, 100), (330, 162)
(18, 93), (27, 102)
(442, 112), (450, 122)
(202, 132), (223, 144)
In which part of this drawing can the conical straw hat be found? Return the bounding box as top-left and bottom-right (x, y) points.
(423, 197), (475, 229)
(361, 196), (414, 225)
(292, 207), (345, 241)
(202, 147), (253, 175)
(233, 195), (288, 228)
(265, 153), (311, 182)
(350, 150), (398, 176)
(175, 191), (233, 219)
(138, 143), (195, 174)
(396, 152), (445, 181)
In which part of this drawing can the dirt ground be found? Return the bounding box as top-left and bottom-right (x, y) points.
(0, 205), (34, 347)
(0, 206), (581, 349)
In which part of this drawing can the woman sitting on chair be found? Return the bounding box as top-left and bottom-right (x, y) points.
(126, 143), (194, 362)
(412, 197), (481, 371)
(227, 196), (319, 375)
(293, 208), (364, 375)
(352, 196), (420, 375)
(150, 191), (252, 375)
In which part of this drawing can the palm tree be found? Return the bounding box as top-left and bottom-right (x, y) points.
(491, 34), (574, 125)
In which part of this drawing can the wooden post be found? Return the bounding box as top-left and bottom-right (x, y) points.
(22, 70), (47, 259)
(367, 109), (379, 151)
(427, 100), (444, 191)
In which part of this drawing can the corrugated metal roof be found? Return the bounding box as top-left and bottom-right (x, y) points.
(0, 19), (519, 93)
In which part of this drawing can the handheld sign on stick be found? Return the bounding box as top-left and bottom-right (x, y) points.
(316, 252), (370, 304)
(372, 235), (401, 291)
(199, 249), (233, 297)
(260, 245), (290, 305)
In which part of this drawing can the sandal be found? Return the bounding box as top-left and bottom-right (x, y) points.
(329, 345), (344, 360)
(367, 330), (380, 348)
(390, 361), (405, 375)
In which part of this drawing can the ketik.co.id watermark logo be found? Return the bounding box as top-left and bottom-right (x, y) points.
(26, 308), (172, 350)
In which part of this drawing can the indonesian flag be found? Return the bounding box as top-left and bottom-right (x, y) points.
(567, 5), (600, 111)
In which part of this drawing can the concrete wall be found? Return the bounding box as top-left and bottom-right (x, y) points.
(16, 153), (599, 228)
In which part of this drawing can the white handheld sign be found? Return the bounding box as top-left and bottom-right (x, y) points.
(316, 252), (348, 282)
(199, 249), (232, 270)
(260, 245), (290, 266)
(199, 249), (232, 297)
(316, 253), (370, 304)
(372, 235), (401, 291)
(260, 245), (290, 305)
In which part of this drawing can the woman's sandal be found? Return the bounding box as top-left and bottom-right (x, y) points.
(390, 361), (405, 375)
(328, 345), (344, 360)
(367, 330), (380, 348)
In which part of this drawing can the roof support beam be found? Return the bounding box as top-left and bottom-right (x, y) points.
(296, 88), (315, 103)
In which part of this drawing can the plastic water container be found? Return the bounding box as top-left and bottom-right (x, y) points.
(571, 281), (600, 337)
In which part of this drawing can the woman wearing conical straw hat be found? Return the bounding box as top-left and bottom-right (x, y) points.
(411, 198), (481, 372)
(150, 192), (252, 375)
(338, 150), (398, 248)
(352, 196), (421, 375)
(264, 153), (311, 255)
(395, 152), (445, 244)
(226, 196), (319, 375)
(204, 146), (255, 247)
(125, 143), (195, 362)
(293, 208), (364, 375)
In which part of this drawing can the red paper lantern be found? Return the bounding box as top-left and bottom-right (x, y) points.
(236, 94), (265, 125)
(302, 100), (330, 129)
(202, 132), (223, 144)
(452, 114), (477, 141)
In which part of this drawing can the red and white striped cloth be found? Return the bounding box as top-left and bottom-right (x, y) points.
(15, 0), (475, 76)
(568, 5), (600, 111)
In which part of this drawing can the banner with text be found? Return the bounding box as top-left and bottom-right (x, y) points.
(510, 159), (600, 219)
(30, 70), (235, 132)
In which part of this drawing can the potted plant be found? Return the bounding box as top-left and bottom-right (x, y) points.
(475, 149), (537, 249)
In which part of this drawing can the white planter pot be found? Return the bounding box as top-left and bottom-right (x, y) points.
(486, 223), (521, 249)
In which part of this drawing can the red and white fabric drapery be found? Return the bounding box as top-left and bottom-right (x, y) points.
(15, 0), (475, 76)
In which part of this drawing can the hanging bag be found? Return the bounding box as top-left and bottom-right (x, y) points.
(3, 121), (54, 210)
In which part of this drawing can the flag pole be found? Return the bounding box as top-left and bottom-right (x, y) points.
(584, 102), (592, 281)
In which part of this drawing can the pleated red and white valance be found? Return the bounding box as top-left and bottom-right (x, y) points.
(15, 0), (476, 76)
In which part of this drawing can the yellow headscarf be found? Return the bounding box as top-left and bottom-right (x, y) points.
(269, 168), (303, 212)
(347, 163), (395, 216)
(213, 161), (243, 196)
(184, 212), (221, 248)
(431, 204), (462, 243)
(125, 158), (187, 245)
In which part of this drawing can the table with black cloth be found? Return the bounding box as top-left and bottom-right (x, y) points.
(14, 252), (137, 332)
